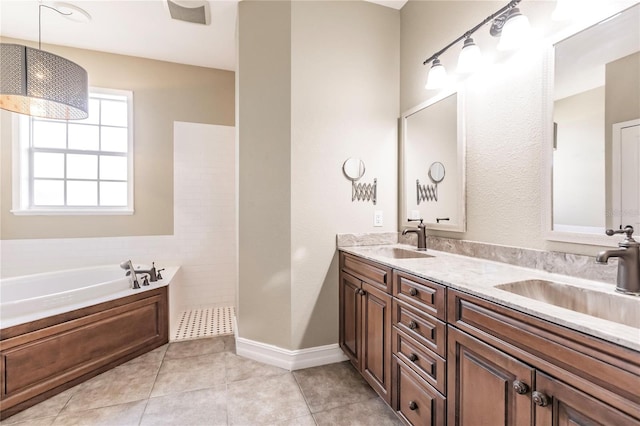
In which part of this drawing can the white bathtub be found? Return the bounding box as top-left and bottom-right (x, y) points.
(0, 264), (178, 329)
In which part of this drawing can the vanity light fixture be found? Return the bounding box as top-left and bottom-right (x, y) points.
(0, 4), (89, 120)
(423, 0), (531, 90)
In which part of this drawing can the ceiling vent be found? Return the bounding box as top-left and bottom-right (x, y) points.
(165, 0), (211, 25)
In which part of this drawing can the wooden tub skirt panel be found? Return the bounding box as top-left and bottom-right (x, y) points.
(0, 286), (168, 420)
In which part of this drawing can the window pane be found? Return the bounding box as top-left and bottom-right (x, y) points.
(101, 127), (128, 152)
(33, 152), (64, 178)
(67, 181), (97, 206)
(100, 181), (127, 206)
(101, 100), (127, 126)
(67, 154), (98, 179)
(76, 98), (100, 125)
(68, 124), (99, 151)
(100, 156), (127, 180)
(33, 180), (64, 205)
(32, 120), (66, 148)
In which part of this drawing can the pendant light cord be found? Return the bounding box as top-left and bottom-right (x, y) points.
(38, 4), (72, 50)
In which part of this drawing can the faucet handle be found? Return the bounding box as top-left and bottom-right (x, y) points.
(606, 226), (635, 240)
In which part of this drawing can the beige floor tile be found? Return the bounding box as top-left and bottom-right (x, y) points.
(274, 415), (318, 426)
(165, 336), (226, 359)
(124, 344), (168, 366)
(293, 362), (377, 413)
(62, 362), (160, 412)
(0, 388), (75, 425)
(227, 374), (310, 425)
(151, 352), (226, 397)
(221, 335), (236, 353)
(52, 400), (146, 426)
(313, 398), (401, 426)
(225, 352), (287, 383)
(1, 417), (55, 426)
(141, 385), (227, 426)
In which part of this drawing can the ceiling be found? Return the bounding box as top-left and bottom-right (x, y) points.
(0, 0), (407, 71)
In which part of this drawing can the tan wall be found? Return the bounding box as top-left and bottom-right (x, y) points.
(237, 0), (399, 350)
(290, 1), (399, 349)
(0, 37), (234, 239)
(237, 1), (293, 349)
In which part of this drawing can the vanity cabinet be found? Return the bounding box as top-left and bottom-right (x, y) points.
(447, 289), (640, 426)
(339, 251), (640, 426)
(339, 253), (393, 403)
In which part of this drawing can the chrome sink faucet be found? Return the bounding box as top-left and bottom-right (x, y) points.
(402, 218), (427, 251)
(596, 226), (640, 295)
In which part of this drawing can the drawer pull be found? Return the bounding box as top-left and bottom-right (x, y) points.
(513, 380), (529, 395)
(409, 288), (418, 296)
(408, 353), (418, 362)
(408, 321), (418, 330)
(532, 391), (550, 407)
(408, 401), (418, 411)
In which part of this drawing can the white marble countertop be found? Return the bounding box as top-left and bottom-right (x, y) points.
(339, 244), (640, 352)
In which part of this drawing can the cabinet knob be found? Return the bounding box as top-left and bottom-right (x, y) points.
(408, 321), (418, 330)
(408, 401), (418, 411)
(408, 353), (418, 362)
(360, 289), (366, 296)
(409, 288), (418, 296)
(532, 391), (550, 407)
(513, 380), (529, 395)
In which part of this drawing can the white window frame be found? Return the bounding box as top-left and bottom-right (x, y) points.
(11, 88), (134, 215)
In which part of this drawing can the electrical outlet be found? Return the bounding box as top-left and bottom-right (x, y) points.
(410, 210), (420, 220)
(374, 210), (384, 227)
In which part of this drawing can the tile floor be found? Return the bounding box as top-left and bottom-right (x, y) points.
(1, 336), (402, 426)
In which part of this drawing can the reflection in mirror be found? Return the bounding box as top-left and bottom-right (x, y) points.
(429, 162), (446, 183)
(550, 4), (640, 243)
(342, 157), (365, 181)
(400, 90), (466, 232)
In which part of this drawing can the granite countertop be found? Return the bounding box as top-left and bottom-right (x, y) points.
(339, 244), (640, 352)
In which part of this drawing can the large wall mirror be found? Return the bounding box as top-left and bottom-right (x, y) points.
(545, 4), (640, 246)
(400, 90), (466, 232)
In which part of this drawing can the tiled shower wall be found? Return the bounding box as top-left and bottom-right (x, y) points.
(1, 122), (236, 313)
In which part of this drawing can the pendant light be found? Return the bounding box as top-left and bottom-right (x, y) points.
(0, 4), (89, 120)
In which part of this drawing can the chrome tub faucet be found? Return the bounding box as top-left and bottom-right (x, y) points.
(596, 226), (640, 295)
(402, 218), (427, 251)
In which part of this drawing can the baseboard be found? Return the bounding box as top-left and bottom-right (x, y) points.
(235, 336), (348, 371)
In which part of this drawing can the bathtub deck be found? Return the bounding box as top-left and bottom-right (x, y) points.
(173, 306), (235, 341)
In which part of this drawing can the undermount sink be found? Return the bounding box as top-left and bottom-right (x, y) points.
(495, 280), (640, 328)
(362, 247), (434, 260)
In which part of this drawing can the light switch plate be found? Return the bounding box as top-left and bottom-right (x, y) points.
(374, 210), (383, 227)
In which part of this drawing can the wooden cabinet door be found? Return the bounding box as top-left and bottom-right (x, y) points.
(339, 272), (362, 368)
(448, 326), (535, 426)
(534, 372), (639, 426)
(361, 282), (392, 404)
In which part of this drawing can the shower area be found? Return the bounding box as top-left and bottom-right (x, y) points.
(170, 121), (237, 341)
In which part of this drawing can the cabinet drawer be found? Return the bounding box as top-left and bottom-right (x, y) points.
(393, 356), (445, 426)
(393, 299), (446, 358)
(341, 252), (392, 293)
(393, 270), (446, 320)
(393, 327), (446, 395)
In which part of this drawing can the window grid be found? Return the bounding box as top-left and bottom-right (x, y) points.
(28, 95), (129, 208)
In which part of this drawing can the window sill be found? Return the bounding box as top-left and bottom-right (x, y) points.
(11, 209), (134, 216)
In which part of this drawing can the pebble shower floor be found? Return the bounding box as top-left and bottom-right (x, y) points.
(173, 306), (235, 341)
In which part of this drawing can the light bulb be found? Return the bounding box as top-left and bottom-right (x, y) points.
(498, 8), (531, 51)
(425, 59), (447, 90)
(457, 37), (482, 74)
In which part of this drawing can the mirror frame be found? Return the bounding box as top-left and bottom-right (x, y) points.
(542, 4), (637, 248)
(399, 88), (466, 233)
